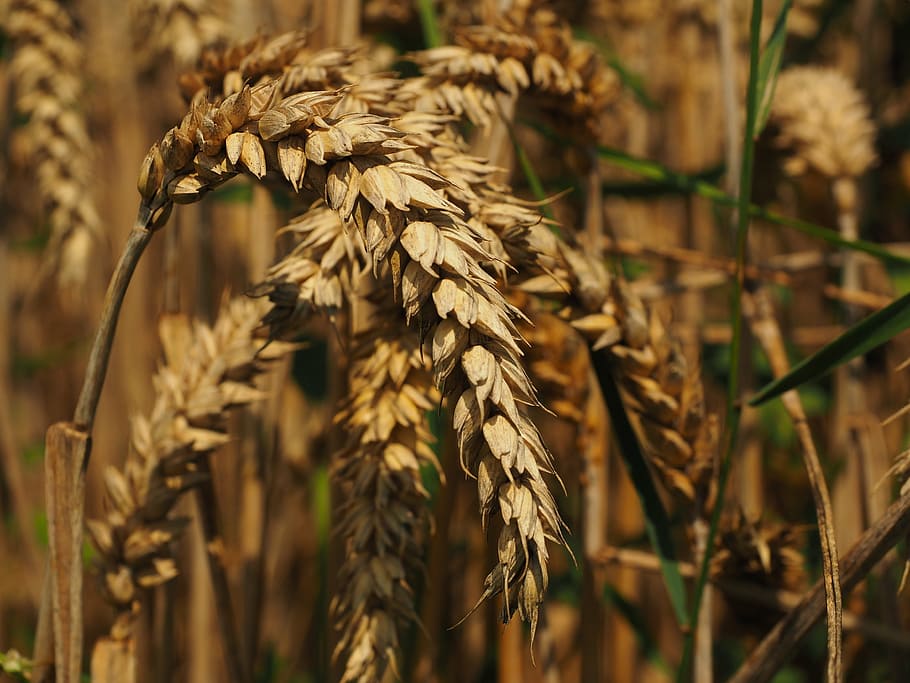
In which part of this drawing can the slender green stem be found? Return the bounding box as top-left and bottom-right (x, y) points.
(677, 1), (764, 680)
(527, 121), (910, 268)
(415, 0), (442, 49)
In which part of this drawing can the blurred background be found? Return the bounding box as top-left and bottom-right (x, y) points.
(2, 0), (910, 681)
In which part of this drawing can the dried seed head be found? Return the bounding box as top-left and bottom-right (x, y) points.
(770, 66), (876, 179)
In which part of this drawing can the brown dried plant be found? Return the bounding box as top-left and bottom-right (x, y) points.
(6, 0), (100, 288)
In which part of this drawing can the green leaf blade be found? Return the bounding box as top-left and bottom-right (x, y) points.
(750, 291), (910, 405)
(754, 0), (792, 135)
(593, 353), (690, 629)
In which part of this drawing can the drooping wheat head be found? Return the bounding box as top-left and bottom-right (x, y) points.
(136, 77), (569, 642)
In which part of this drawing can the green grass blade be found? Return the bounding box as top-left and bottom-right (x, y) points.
(415, 0), (442, 48)
(750, 290), (910, 405)
(526, 120), (910, 267)
(754, 0), (791, 135)
(504, 119), (557, 223)
(592, 352), (690, 629)
(678, 1), (764, 680)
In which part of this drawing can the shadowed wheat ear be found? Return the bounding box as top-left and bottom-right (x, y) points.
(330, 271), (441, 683)
(500, 218), (718, 512)
(88, 297), (291, 673)
(7, 0), (100, 289)
(137, 81), (568, 641)
(130, 0), (229, 71)
(712, 511), (805, 595)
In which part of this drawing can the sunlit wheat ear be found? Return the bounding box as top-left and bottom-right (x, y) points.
(770, 66), (876, 181)
(7, 0), (100, 290)
(87, 298), (291, 642)
(139, 83), (567, 641)
(130, 0), (229, 71)
(330, 272), (440, 683)
(403, 6), (619, 135)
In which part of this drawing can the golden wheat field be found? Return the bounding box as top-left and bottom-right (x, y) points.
(2, 0), (910, 681)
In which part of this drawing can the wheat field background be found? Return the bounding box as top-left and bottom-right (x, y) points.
(2, 1), (910, 682)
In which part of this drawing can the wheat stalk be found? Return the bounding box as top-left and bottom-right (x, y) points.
(6, 0), (100, 289)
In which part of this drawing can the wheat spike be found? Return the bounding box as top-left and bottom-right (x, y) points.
(403, 6), (620, 136)
(7, 0), (100, 288)
(331, 273), (440, 683)
(502, 220), (718, 511)
(87, 297), (291, 639)
(139, 82), (568, 641)
(712, 510), (805, 593)
(770, 66), (877, 180)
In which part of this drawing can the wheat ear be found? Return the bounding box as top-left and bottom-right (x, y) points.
(330, 272), (441, 683)
(404, 6), (619, 135)
(130, 0), (229, 70)
(137, 82), (567, 640)
(88, 298), (291, 668)
(7, 0), (100, 289)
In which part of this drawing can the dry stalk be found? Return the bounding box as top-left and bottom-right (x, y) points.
(728, 489), (910, 683)
(6, 0), (100, 289)
(87, 297), (291, 682)
(743, 288), (843, 683)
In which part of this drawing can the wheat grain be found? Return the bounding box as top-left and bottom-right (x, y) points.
(7, 0), (100, 289)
